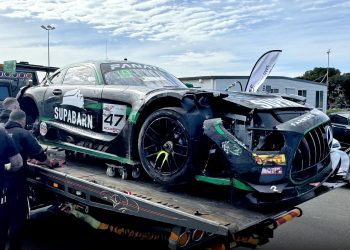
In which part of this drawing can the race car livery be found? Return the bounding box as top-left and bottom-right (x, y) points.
(17, 60), (337, 204)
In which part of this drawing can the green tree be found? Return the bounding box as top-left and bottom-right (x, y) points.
(297, 67), (350, 109)
(297, 67), (340, 82)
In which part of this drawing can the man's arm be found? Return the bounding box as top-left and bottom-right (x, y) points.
(7, 153), (23, 171)
(24, 130), (48, 162)
(23, 130), (51, 167)
(1, 128), (23, 171)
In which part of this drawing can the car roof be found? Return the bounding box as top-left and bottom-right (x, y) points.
(68, 60), (157, 66)
(61, 60), (167, 72)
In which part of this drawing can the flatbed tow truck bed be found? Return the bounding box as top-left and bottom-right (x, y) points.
(26, 147), (350, 249)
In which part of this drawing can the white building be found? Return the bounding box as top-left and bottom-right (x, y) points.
(179, 76), (327, 112)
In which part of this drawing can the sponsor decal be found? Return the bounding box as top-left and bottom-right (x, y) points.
(270, 185), (279, 192)
(54, 89), (93, 129)
(39, 122), (48, 136)
(254, 153), (286, 165)
(156, 150), (169, 168)
(102, 103), (126, 134)
(221, 140), (242, 156)
(290, 114), (315, 126)
(61, 89), (84, 108)
(261, 167), (283, 175)
(109, 63), (161, 71)
(246, 98), (303, 109)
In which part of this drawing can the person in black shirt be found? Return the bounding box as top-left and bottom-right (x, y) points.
(0, 97), (20, 125)
(0, 128), (23, 250)
(5, 110), (49, 250)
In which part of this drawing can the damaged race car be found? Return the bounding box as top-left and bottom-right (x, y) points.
(17, 59), (346, 204)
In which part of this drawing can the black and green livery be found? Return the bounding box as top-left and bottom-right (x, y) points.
(17, 60), (338, 204)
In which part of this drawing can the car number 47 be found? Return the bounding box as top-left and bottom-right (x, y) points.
(104, 114), (123, 126)
(102, 104), (127, 133)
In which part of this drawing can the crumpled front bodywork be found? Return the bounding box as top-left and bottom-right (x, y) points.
(201, 97), (336, 204)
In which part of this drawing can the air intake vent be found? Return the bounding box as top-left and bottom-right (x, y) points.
(291, 123), (331, 182)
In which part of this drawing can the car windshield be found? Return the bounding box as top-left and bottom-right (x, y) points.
(101, 62), (186, 88)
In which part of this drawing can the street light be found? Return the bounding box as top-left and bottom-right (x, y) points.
(41, 25), (55, 74)
(326, 49), (330, 86)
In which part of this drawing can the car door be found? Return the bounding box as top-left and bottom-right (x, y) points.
(43, 64), (103, 133)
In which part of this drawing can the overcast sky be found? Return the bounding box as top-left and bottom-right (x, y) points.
(0, 0), (349, 78)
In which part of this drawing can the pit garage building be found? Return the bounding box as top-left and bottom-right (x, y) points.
(179, 76), (327, 113)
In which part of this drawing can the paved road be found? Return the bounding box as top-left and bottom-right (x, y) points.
(259, 184), (350, 250)
(22, 185), (350, 250)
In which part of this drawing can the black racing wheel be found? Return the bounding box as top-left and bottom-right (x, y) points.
(138, 107), (198, 185)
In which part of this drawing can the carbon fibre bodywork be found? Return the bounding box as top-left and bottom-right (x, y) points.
(17, 60), (339, 204)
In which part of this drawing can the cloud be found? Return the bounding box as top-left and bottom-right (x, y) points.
(0, 0), (282, 42)
(1, 0), (350, 78)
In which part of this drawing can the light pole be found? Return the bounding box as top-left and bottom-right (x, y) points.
(326, 49), (330, 86)
(41, 25), (55, 74)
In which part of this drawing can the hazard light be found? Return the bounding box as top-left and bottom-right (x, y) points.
(192, 229), (205, 242)
(178, 231), (191, 247)
(0, 71), (32, 79)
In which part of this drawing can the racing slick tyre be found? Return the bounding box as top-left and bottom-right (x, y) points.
(138, 107), (199, 185)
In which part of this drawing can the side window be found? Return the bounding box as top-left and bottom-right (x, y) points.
(48, 71), (63, 85)
(315, 91), (323, 109)
(298, 90), (307, 97)
(285, 88), (295, 95)
(63, 66), (96, 85)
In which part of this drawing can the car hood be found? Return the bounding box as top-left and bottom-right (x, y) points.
(221, 91), (307, 110)
(146, 88), (307, 110)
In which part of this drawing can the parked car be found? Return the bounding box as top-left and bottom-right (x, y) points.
(329, 111), (350, 148)
(17, 60), (338, 204)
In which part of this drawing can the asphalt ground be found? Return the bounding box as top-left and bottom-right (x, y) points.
(20, 184), (350, 250)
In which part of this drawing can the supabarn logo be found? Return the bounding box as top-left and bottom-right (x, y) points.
(54, 89), (93, 129)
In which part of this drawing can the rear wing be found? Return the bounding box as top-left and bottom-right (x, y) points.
(0, 61), (58, 73)
(0, 61), (59, 86)
(0, 62), (59, 104)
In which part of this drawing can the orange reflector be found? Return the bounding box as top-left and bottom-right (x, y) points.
(275, 207), (302, 226)
(53, 183), (59, 188)
(192, 229), (204, 242)
(169, 232), (179, 241)
(178, 231), (190, 247)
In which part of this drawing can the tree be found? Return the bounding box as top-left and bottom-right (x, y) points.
(297, 67), (340, 82)
(297, 67), (350, 109)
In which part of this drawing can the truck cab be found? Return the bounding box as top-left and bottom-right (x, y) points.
(0, 61), (58, 111)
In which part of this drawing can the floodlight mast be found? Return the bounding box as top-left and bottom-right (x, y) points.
(41, 25), (55, 77)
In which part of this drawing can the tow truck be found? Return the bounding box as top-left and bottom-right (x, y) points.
(0, 60), (58, 110)
(26, 145), (349, 250)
